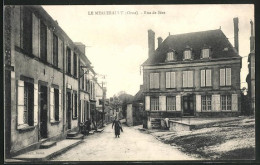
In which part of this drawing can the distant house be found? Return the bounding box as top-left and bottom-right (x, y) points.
(142, 18), (242, 129)
(246, 20), (255, 115)
(126, 85), (145, 126)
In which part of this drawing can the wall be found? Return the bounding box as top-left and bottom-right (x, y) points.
(126, 104), (133, 126)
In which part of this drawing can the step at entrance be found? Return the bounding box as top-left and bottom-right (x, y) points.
(66, 134), (84, 140)
(95, 129), (104, 133)
(67, 131), (78, 138)
(89, 130), (95, 135)
(40, 141), (57, 149)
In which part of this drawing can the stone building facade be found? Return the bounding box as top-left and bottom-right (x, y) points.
(4, 6), (99, 158)
(142, 18), (242, 128)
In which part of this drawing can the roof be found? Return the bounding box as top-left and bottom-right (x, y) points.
(143, 29), (241, 66)
(133, 88), (144, 102)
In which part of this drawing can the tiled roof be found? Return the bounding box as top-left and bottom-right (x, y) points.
(143, 29), (241, 65)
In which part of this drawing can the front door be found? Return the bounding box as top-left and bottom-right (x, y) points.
(66, 91), (72, 129)
(183, 95), (194, 116)
(39, 85), (48, 139)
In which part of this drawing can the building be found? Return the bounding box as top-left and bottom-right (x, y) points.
(142, 18), (242, 129)
(246, 20), (255, 114)
(126, 85), (145, 126)
(4, 6), (97, 158)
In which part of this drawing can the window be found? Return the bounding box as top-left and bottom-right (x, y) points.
(149, 73), (159, 89)
(54, 88), (59, 121)
(74, 92), (78, 118)
(21, 7), (32, 54)
(220, 68), (231, 86)
(183, 71), (193, 87)
(40, 21), (47, 62)
(166, 96), (176, 111)
(202, 49), (210, 58)
(201, 69), (212, 87)
(73, 53), (77, 77)
(183, 50), (191, 60)
(166, 52), (175, 61)
(201, 95), (212, 111)
(67, 47), (71, 74)
(221, 95), (232, 110)
(166, 72), (176, 88)
(53, 34), (58, 67)
(24, 82), (34, 126)
(151, 97), (159, 111)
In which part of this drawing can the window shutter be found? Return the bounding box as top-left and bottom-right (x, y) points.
(47, 28), (52, 64)
(58, 38), (63, 69)
(150, 73), (153, 89)
(183, 72), (187, 87)
(71, 51), (74, 75)
(34, 83), (38, 125)
(166, 72), (170, 88)
(59, 89), (62, 121)
(176, 95), (181, 111)
(155, 73), (159, 89)
(196, 95), (201, 112)
(32, 13), (40, 57)
(171, 72), (176, 88)
(201, 70), (205, 87)
(17, 80), (25, 126)
(226, 68), (231, 86)
(72, 93), (75, 117)
(50, 87), (55, 122)
(206, 70), (211, 86)
(159, 96), (166, 111)
(145, 96), (150, 111)
(215, 94), (220, 111)
(188, 71), (193, 87)
(220, 69), (225, 86)
(232, 94), (238, 111)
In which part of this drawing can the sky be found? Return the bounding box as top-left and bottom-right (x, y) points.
(43, 5), (254, 97)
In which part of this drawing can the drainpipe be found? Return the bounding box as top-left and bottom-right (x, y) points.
(77, 54), (80, 133)
(63, 42), (66, 134)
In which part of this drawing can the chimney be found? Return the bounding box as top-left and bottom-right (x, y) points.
(250, 20), (255, 52)
(157, 37), (163, 48)
(74, 42), (86, 55)
(233, 17), (239, 54)
(148, 29), (155, 57)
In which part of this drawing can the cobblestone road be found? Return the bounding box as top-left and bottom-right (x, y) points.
(52, 124), (197, 161)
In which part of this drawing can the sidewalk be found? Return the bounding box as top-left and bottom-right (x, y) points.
(11, 139), (83, 162)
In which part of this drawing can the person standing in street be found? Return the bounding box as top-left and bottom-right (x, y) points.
(112, 117), (123, 138)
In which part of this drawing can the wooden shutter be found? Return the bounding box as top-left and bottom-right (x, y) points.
(17, 80), (25, 126)
(32, 13), (40, 57)
(50, 87), (54, 122)
(188, 71), (193, 87)
(155, 73), (159, 89)
(150, 73), (153, 89)
(196, 95), (201, 112)
(201, 70), (205, 87)
(220, 69), (225, 86)
(215, 94), (221, 111)
(145, 96), (150, 111)
(71, 50), (74, 76)
(183, 71), (187, 87)
(226, 68), (231, 86)
(47, 28), (52, 64)
(176, 95), (181, 111)
(159, 96), (166, 111)
(206, 69), (211, 86)
(58, 38), (63, 69)
(34, 83), (38, 125)
(232, 94), (238, 111)
(166, 72), (170, 88)
(59, 89), (62, 121)
(170, 72), (176, 88)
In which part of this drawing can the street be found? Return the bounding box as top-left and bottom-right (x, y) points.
(52, 124), (197, 161)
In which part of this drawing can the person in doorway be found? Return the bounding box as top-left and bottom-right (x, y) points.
(112, 117), (123, 138)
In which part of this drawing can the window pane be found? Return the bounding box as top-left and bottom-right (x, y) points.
(206, 69), (211, 86)
(54, 88), (59, 121)
(220, 69), (225, 86)
(40, 21), (47, 61)
(53, 34), (58, 67)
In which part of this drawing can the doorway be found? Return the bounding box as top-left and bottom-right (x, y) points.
(183, 95), (194, 116)
(66, 91), (72, 130)
(39, 85), (48, 139)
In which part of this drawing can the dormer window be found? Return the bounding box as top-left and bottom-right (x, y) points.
(183, 50), (191, 60)
(166, 52), (174, 61)
(202, 48), (210, 58)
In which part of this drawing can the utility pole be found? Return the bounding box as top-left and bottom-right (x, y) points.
(102, 81), (105, 127)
